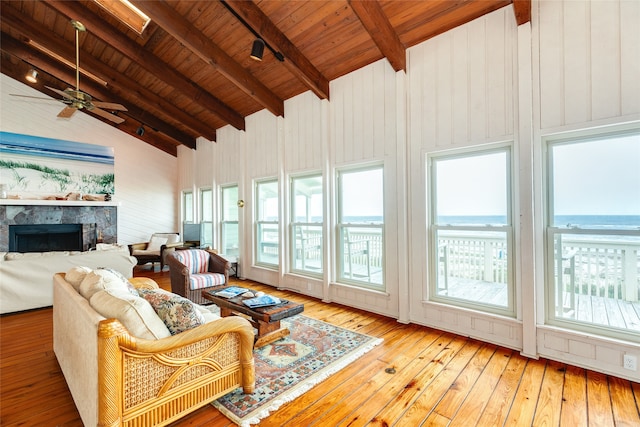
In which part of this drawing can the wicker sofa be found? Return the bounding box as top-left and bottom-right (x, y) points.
(53, 271), (255, 427)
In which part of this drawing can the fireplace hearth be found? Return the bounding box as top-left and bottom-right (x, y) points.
(9, 224), (85, 253)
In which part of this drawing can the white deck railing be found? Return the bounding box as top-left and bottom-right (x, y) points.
(258, 228), (639, 302)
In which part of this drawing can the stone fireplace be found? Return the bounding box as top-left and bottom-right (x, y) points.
(0, 204), (117, 252)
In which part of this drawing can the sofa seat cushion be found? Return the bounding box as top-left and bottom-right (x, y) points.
(189, 273), (226, 290)
(196, 304), (221, 323)
(89, 289), (171, 340)
(137, 288), (206, 335)
(79, 269), (138, 300)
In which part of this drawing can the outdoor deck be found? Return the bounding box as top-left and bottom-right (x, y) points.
(256, 229), (639, 333)
(440, 277), (640, 332)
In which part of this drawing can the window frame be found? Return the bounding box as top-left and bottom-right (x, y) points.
(199, 187), (213, 248)
(336, 164), (385, 291)
(254, 178), (279, 269)
(543, 127), (640, 341)
(427, 144), (515, 317)
(220, 184), (239, 257)
(289, 173), (324, 277)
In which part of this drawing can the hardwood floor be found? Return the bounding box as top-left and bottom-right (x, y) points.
(1, 266), (638, 426)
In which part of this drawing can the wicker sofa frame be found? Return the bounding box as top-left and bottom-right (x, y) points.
(53, 273), (255, 427)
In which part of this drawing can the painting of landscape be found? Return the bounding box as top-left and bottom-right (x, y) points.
(0, 131), (114, 200)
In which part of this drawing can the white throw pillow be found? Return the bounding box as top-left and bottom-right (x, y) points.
(79, 269), (137, 300)
(65, 266), (93, 291)
(146, 236), (168, 252)
(90, 289), (171, 340)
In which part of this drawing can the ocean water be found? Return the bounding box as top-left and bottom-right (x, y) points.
(438, 215), (640, 229)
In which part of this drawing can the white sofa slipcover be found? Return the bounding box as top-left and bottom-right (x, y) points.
(0, 245), (136, 314)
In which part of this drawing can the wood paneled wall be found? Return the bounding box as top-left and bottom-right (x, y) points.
(537, 0), (640, 130)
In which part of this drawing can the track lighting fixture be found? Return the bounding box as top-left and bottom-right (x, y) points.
(136, 124), (145, 136)
(25, 69), (38, 83)
(250, 39), (265, 61)
(221, 1), (284, 62)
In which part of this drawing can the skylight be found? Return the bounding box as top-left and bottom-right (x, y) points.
(92, 0), (150, 35)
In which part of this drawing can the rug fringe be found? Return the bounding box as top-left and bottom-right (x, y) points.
(216, 337), (383, 427)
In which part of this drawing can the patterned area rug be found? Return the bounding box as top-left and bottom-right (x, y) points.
(212, 314), (382, 426)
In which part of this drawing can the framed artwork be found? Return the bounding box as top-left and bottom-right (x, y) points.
(0, 131), (114, 201)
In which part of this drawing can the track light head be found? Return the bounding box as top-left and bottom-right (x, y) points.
(25, 69), (38, 83)
(250, 39), (265, 61)
(136, 125), (145, 136)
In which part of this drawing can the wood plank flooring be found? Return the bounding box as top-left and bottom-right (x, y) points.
(1, 267), (638, 426)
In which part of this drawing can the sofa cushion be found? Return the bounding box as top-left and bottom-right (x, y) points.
(89, 289), (171, 340)
(65, 266), (93, 291)
(137, 288), (206, 335)
(189, 273), (226, 290)
(196, 304), (221, 323)
(79, 269), (138, 300)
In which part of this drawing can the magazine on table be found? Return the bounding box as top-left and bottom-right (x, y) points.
(243, 294), (281, 308)
(214, 286), (248, 298)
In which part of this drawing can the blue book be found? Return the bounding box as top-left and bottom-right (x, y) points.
(243, 295), (281, 308)
(214, 286), (248, 298)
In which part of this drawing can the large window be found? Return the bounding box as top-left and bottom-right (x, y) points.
(429, 147), (514, 316)
(290, 174), (323, 276)
(182, 190), (193, 224)
(337, 166), (384, 289)
(220, 185), (239, 256)
(546, 130), (640, 340)
(200, 188), (213, 247)
(255, 179), (279, 267)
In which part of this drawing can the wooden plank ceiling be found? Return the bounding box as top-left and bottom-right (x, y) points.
(1, 0), (529, 156)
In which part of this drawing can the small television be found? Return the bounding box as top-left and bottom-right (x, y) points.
(182, 222), (202, 246)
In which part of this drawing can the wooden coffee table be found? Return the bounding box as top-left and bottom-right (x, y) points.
(202, 287), (304, 348)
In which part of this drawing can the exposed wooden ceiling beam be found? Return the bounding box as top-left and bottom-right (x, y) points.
(46, 0), (246, 131)
(132, 0), (284, 118)
(0, 5), (202, 147)
(0, 31), (194, 152)
(1, 4), (213, 143)
(222, 0), (330, 101)
(2, 58), (179, 156)
(512, 0), (532, 26)
(348, 0), (406, 72)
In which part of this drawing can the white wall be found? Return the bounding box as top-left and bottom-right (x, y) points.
(178, 1), (639, 381)
(0, 74), (180, 245)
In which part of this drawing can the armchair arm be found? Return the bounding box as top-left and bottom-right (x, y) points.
(128, 242), (149, 254)
(207, 250), (230, 284)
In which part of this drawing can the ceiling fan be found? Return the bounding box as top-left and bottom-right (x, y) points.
(19, 20), (128, 124)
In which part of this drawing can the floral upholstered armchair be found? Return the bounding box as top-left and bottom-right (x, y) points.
(128, 232), (181, 270)
(167, 249), (230, 304)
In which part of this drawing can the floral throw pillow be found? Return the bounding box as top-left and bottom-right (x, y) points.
(137, 288), (205, 335)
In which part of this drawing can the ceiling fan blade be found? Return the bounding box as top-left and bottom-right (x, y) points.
(58, 106), (77, 119)
(46, 86), (76, 101)
(92, 101), (128, 111)
(10, 94), (57, 102)
(91, 106), (125, 124)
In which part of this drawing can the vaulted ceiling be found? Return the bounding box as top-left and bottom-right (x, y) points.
(1, 0), (530, 156)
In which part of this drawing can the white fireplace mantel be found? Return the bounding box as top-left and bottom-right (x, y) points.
(0, 199), (119, 207)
